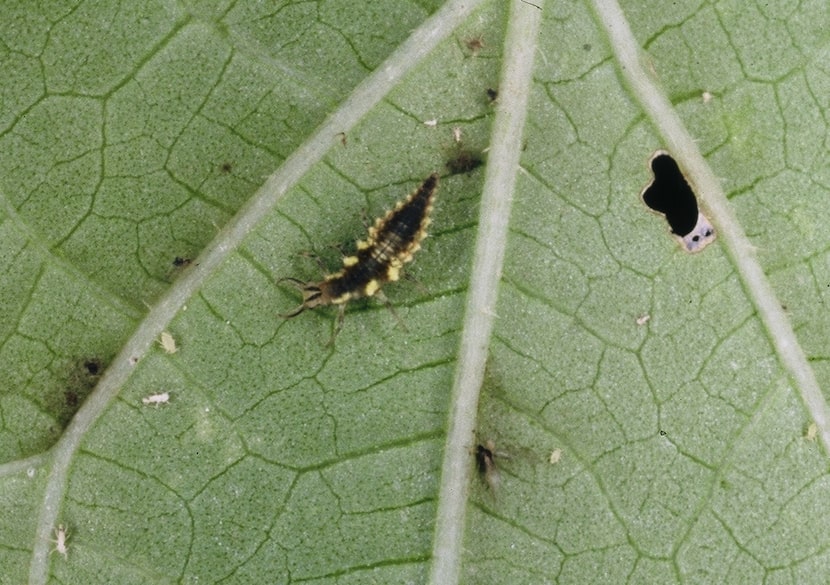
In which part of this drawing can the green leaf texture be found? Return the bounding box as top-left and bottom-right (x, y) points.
(1, 1), (829, 584)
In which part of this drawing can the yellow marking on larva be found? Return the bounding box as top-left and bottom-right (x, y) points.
(331, 291), (356, 304)
(364, 280), (380, 296)
(278, 173), (439, 343)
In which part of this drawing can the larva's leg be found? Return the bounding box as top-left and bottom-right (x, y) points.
(376, 290), (408, 332)
(325, 303), (348, 347)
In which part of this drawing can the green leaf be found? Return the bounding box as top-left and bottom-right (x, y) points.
(1, 0), (830, 584)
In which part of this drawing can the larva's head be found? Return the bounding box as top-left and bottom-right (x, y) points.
(277, 278), (331, 317)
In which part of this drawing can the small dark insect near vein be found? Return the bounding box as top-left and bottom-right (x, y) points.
(278, 173), (439, 343)
(475, 440), (501, 492)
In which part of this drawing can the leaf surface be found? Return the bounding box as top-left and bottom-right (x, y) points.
(1, 1), (829, 584)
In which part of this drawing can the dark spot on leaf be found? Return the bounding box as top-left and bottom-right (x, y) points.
(83, 358), (102, 376)
(64, 390), (79, 408)
(486, 88), (498, 102)
(51, 357), (107, 429)
(446, 150), (484, 175)
(219, 161), (233, 174)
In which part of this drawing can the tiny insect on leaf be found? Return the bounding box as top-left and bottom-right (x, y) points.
(158, 331), (178, 354)
(50, 524), (69, 560)
(475, 443), (495, 474)
(142, 392), (170, 406)
(475, 440), (501, 492)
(465, 36), (485, 56)
(279, 173), (439, 343)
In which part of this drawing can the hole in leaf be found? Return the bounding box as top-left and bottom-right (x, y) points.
(640, 150), (716, 253)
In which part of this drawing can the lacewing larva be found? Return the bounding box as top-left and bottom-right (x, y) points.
(279, 173), (439, 343)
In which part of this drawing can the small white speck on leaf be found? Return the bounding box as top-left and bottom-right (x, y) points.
(636, 314), (651, 326)
(424, 119), (438, 127)
(142, 392), (170, 406)
(549, 448), (562, 464)
(159, 331), (178, 354)
(806, 422), (818, 442)
(680, 213), (716, 252)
